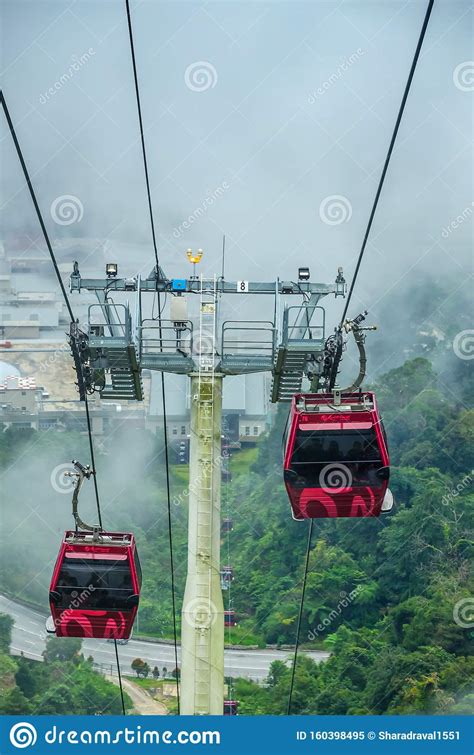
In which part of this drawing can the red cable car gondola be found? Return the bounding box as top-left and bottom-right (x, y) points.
(221, 517), (233, 535)
(49, 530), (142, 639)
(224, 609), (237, 627)
(283, 392), (392, 519)
(224, 700), (239, 715)
(220, 567), (234, 591)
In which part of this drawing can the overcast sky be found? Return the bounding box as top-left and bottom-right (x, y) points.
(1, 0), (472, 343)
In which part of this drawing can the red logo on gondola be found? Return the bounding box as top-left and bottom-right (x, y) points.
(319, 414), (351, 422)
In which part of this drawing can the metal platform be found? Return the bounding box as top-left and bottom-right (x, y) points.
(69, 270), (343, 407)
(218, 320), (276, 375)
(139, 319), (195, 374)
(271, 305), (325, 402)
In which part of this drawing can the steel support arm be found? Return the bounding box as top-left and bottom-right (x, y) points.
(70, 270), (338, 297)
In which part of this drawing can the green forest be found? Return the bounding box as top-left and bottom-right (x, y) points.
(0, 614), (131, 714)
(0, 335), (472, 714)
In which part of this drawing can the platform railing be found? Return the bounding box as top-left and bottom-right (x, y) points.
(282, 305), (325, 346)
(87, 303), (131, 340)
(139, 318), (194, 359)
(221, 320), (276, 361)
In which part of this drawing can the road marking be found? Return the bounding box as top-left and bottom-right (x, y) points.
(11, 646), (43, 660)
(2, 593), (329, 677)
(13, 628), (45, 640)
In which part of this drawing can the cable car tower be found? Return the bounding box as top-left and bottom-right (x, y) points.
(68, 253), (348, 714)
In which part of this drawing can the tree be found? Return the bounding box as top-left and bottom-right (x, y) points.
(267, 660), (287, 688)
(131, 658), (149, 678)
(43, 637), (82, 663)
(0, 653), (18, 689)
(15, 658), (39, 698)
(0, 614), (13, 654)
(0, 686), (32, 715)
(152, 666), (160, 679)
(141, 662), (150, 679)
(33, 682), (76, 715)
(131, 658), (145, 677)
(171, 666), (180, 680)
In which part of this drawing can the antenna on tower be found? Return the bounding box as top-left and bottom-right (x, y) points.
(221, 234), (226, 282)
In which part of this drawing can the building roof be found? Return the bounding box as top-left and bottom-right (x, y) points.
(0, 375), (36, 390)
(0, 360), (21, 383)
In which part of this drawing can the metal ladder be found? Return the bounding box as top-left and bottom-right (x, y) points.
(87, 303), (143, 401)
(271, 347), (307, 402)
(194, 275), (218, 715)
(271, 300), (325, 402)
(100, 344), (143, 401)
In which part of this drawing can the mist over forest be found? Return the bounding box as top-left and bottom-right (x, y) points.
(0, 0), (472, 721)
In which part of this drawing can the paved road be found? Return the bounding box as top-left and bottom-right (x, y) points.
(0, 595), (329, 682)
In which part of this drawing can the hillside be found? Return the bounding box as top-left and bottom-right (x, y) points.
(0, 348), (472, 714)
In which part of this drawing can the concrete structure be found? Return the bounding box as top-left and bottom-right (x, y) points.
(180, 374), (225, 714)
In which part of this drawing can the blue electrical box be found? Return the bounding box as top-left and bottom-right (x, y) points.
(171, 278), (187, 291)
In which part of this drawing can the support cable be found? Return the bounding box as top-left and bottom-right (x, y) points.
(289, 1), (434, 707)
(125, 0), (180, 711)
(340, 0), (434, 325)
(1, 90), (126, 711)
(114, 639), (127, 715)
(287, 519), (313, 715)
(0, 92), (74, 323)
(125, 0), (159, 265)
(84, 394), (103, 529)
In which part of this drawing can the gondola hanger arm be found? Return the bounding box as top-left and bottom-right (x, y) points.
(65, 459), (102, 535)
(339, 311), (377, 393)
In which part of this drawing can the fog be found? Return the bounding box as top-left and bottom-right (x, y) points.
(2, 0), (472, 290)
(0, 2), (472, 383)
(0, 420), (181, 607)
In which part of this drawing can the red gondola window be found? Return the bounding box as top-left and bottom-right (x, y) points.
(134, 549), (142, 589)
(55, 555), (135, 610)
(291, 424), (384, 488)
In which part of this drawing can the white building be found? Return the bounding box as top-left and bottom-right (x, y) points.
(147, 371), (271, 442)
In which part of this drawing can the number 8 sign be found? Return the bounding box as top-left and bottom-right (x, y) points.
(237, 280), (249, 292)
